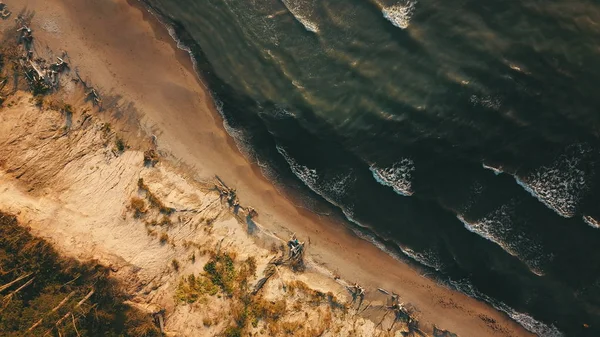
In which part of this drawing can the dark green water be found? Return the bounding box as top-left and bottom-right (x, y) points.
(141, 0), (600, 335)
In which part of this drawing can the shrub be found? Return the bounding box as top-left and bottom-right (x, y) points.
(137, 178), (175, 215)
(115, 137), (126, 152)
(160, 215), (173, 227)
(172, 259), (180, 271)
(159, 232), (169, 244)
(223, 326), (242, 337)
(130, 197), (146, 218)
(175, 274), (219, 303)
(143, 149), (159, 167)
(204, 253), (236, 295)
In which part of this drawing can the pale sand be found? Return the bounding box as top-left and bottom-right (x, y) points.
(1, 0), (535, 336)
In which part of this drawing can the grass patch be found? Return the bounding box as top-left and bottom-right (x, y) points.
(176, 274), (219, 303)
(115, 137), (126, 152)
(137, 178), (175, 215)
(172, 259), (180, 272)
(176, 252), (297, 335)
(159, 232), (169, 244)
(129, 197), (146, 218)
(204, 252), (236, 295)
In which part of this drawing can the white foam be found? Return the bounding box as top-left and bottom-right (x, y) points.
(400, 246), (444, 271)
(382, 1), (417, 30)
(482, 163), (503, 175)
(370, 158), (415, 196)
(275, 145), (354, 208)
(514, 144), (592, 218)
(446, 279), (564, 337)
(280, 0), (319, 33)
(457, 203), (545, 277)
(583, 215), (600, 229)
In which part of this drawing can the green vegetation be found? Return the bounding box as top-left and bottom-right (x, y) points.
(137, 178), (175, 215)
(0, 212), (160, 337)
(159, 232), (169, 245)
(115, 137), (126, 152)
(204, 252), (237, 295)
(171, 259), (180, 272)
(62, 103), (74, 115)
(129, 197), (146, 218)
(176, 252), (298, 335)
(176, 274), (219, 303)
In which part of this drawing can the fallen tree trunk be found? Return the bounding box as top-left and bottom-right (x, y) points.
(26, 290), (76, 333)
(0, 272), (33, 293)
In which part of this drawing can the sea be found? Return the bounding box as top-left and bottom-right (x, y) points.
(140, 0), (600, 336)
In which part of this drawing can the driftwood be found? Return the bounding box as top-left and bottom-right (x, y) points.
(26, 291), (76, 333)
(74, 70), (102, 107)
(144, 149), (159, 167)
(1, 277), (35, 312)
(71, 313), (81, 337)
(0, 2), (9, 19)
(0, 272), (33, 293)
(252, 259), (279, 295)
(43, 289), (95, 336)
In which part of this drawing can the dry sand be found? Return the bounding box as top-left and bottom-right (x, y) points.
(0, 0), (536, 336)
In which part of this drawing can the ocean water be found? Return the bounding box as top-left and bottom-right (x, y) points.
(141, 0), (600, 335)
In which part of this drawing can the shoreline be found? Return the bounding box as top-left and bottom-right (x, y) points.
(1, 0), (539, 336)
(132, 3), (553, 336)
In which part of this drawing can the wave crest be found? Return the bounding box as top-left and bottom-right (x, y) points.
(457, 202), (545, 276)
(382, 1), (417, 29)
(515, 144), (594, 218)
(583, 215), (600, 229)
(370, 158), (415, 196)
(447, 279), (564, 337)
(280, 0), (319, 33)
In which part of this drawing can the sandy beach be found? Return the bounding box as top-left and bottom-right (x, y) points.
(0, 0), (536, 336)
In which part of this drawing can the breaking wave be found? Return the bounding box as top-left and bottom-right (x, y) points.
(457, 202), (545, 276)
(382, 1), (417, 29)
(280, 0), (319, 33)
(482, 162), (503, 175)
(370, 158), (415, 196)
(446, 279), (564, 337)
(583, 215), (600, 229)
(514, 144), (593, 218)
(277, 146), (446, 272)
(275, 145), (354, 208)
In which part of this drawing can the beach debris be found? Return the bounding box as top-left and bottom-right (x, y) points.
(0, 2), (11, 19)
(17, 24), (33, 43)
(214, 175), (241, 209)
(377, 287), (390, 295)
(433, 326), (459, 337)
(287, 233), (305, 259)
(247, 206), (258, 219)
(143, 148), (159, 167)
(86, 88), (102, 106)
(50, 56), (68, 72)
(0, 78), (6, 103)
(348, 283), (365, 303)
(73, 70), (102, 108)
(152, 309), (166, 333)
(10, 23), (69, 95)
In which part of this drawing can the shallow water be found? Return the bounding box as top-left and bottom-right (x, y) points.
(143, 0), (600, 335)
